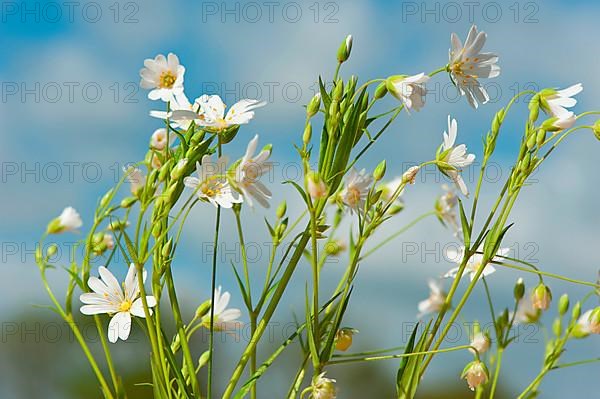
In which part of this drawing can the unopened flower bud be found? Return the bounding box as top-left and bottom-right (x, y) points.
(311, 372), (337, 399)
(100, 189), (114, 208)
(536, 129), (547, 147)
(325, 240), (346, 256)
(558, 294), (569, 315)
(514, 278), (525, 301)
(307, 93), (321, 118)
(373, 160), (386, 181)
(120, 196), (137, 209)
(162, 238), (173, 258)
(588, 307), (600, 334)
(303, 122), (312, 145)
(170, 158), (188, 180)
(336, 34), (352, 63)
(388, 203), (405, 215)
(195, 300), (211, 320)
(276, 201), (287, 219)
(532, 283), (552, 311)
(335, 328), (357, 351)
(402, 166), (420, 184)
(462, 360), (488, 391)
(374, 81), (388, 100)
(46, 244), (58, 258)
(593, 119), (600, 141)
(572, 301), (582, 320)
(47, 207), (83, 234)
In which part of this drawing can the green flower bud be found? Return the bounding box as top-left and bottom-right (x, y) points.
(333, 80), (344, 101)
(536, 129), (547, 147)
(120, 196), (137, 209)
(307, 93), (321, 118)
(571, 301), (582, 320)
(552, 317), (562, 337)
(528, 93), (540, 122)
(158, 159), (173, 182)
(170, 158), (188, 180)
(374, 81), (388, 100)
(195, 300), (211, 319)
(303, 122), (312, 145)
(198, 350), (210, 370)
(276, 201), (287, 219)
(336, 34), (353, 63)
(100, 189), (114, 208)
(162, 238), (173, 258)
(526, 133), (537, 150)
(388, 203), (405, 215)
(373, 160), (386, 181)
(514, 278), (525, 301)
(558, 294), (569, 315)
(46, 244), (58, 258)
(593, 120), (600, 141)
(532, 283), (552, 311)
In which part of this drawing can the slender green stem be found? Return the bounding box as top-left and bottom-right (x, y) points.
(492, 261), (600, 288)
(552, 357), (600, 370)
(489, 347), (503, 399)
(327, 345), (474, 366)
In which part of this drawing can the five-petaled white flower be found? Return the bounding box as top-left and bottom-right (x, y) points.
(444, 245), (509, 281)
(449, 25), (500, 108)
(438, 116), (475, 196)
(183, 155), (242, 208)
(172, 94), (265, 131)
(150, 92), (203, 131)
(234, 135), (273, 208)
(80, 264), (156, 343)
(202, 286), (242, 331)
(139, 53), (185, 102)
(47, 207), (83, 234)
(417, 279), (446, 318)
(340, 168), (373, 212)
(386, 73), (430, 112)
(540, 83), (583, 130)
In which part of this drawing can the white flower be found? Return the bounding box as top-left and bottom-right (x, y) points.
(172, 94), (265, 131)
(80, 264), (156, 343)
(401, 165), (420, 185)
(435, 185), (461, 236)
(183, 155), (242, 208)
(577, 309), (600, 335)
(340, 168), (373, 212)
(139, 53), (185, 102)
(202, 286), (242, 331)
(438, 116), (475, 196)
(417, 280), (446, 318)
(546, 112), (576, 131)
(449, 25), (500, 108)
(444, 245), (509, 281)
(47, 206), (83, 234)
(310, 372), (337, 399)
(234, 135), (272, 208)
(462, 360), (488, 391)
(149, 128), (171, 151)
(123, 166), (145, 196)
(386, 73), (430, 112)
(541, 83), (583, 118)
(469, 332), (490, 354)
(150, 92), (203, 131)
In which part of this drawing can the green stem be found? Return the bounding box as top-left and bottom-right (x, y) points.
(489, 347), (503, 399)
(327, 345), (473, 366)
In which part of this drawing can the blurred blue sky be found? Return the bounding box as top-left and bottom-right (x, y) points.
(1, 0), (599, 397)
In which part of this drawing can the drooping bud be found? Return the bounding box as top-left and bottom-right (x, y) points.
(307, 172), (328, 200)
(335, 328), (357, 351)
(336, 34), (352, 63)
(46, 207), (83, 234)
(100, 189), (114, 208)
(532, 283), (552, 311)
(462, 360), (489, 391)
(120, 196), (138, 209)
(310, 372), (337, 399)
(469, 332), (491, 355)
(374, 81), (388, 100)
(325, 240), (346, 257)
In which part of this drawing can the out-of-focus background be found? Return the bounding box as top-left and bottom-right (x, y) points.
(1, 0), (599, 397)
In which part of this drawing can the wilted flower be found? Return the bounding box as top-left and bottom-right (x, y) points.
(449, 25), (500, 108)
(461, 360), (489, 391)
(201, 286), (242, 332)
(437, 116), (475, 196)
(307, 173), (328, 200)
(172, 94), (265, 131)
(469, 332), (490, 355)
(139, 53), (185, 102)
(401, 165), (420, 185)
(340, 168), (373, 212)
(80, 264), (156, 343)
(47, 206), (83, 234)
(183, 155), (242, 209)
(444, 245), (509, 281)
(310, 372), (337, 399)
(512, 296), (541, 324)
(531, 283), (552, 311)
(417, 279), (446, 318)
(386, 73), (430, 112)
(233, 135), (272, 208)
(124, 166), (145, 196)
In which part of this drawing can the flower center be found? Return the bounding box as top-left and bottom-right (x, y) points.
(119, 300), (132, 312)
(346, 186), (361, 207)
(159, 70), (177, 88)
(200, 176), (225, 197)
